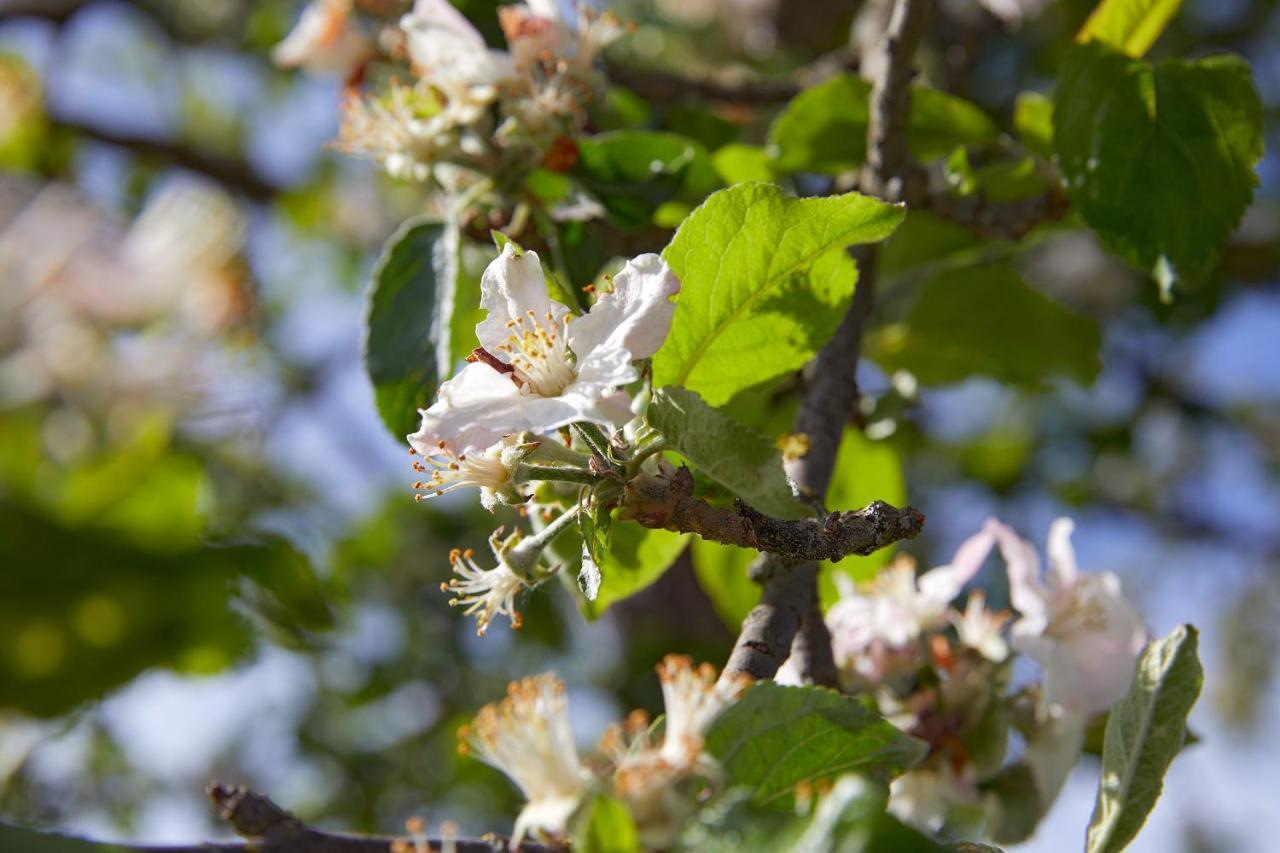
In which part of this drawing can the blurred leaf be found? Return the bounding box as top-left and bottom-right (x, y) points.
(650, 386), (805, 519)
(364, 216), (460, 440)
(1086, 625), (1203, 853)
(944, 149), (1046, 202)
(595, 86), (654, 130)
(654, 182), (903, 405)
(1014, 92), (1055, 159)
(705, 682), (928, 805)
(690, 538), (758, 631)
(983, 763), (1044, 844)
(869, 264), (1101, 387)
(1077, 0), (1182, 57)
(1055, 42), (1262, 291)
(573, 795), (642, 853)
(768, 75), (999, 174)
(0, 503), (329, 717)
(584, 522), (689, 617)
(712, 143), (775, 184)
(574, 130), (720, 228)
(820, 429), (906, 606)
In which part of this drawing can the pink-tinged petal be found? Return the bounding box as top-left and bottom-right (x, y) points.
(1046, 517), (1079, 588)
(567, 253), (679, 362)
(475, 244), (569, 354)
(991, 518), (1047, 624)
(272, 0), (371, 77)
(918, 523), (997, 605)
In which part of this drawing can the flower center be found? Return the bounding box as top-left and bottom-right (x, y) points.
(496, 309), (576, 397)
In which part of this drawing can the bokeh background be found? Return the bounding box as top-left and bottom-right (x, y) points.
(0, 0), (1277, 850)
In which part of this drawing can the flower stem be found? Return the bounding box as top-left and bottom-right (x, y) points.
(571, 422), (620, 469)
(516, 462), (600, 485)
(506, 505), (583, 578)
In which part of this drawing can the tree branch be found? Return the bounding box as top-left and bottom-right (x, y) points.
(621, 465), (923, 562)
(603, 48), (855, 106)
(49, 116), (282, 201)
(720, 0), (931, 687)
(0, 785), (555, 853)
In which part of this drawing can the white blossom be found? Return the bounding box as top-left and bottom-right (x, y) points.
(997, 518), (1147, 716)
(948, 590), (1011, 663)
(272, 0), (371, 78)
(461, 674), (593, 847)
(826, 524), (997, 681)
(401, 0), (516, 93)
(411, 244), (679, 453)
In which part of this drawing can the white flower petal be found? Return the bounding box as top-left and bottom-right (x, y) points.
(410, 361), (523, 453)
(1047, 517), (1079, 587)
(401, 0), (514, 86)
(992, 518), (1048, 626)
(476, 244), (569, 353)
(567, 253), (680, 362)
(917, 522), (997, 605)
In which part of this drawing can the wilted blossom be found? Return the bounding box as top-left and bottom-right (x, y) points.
(462, 659), (745, 849)
(272, 0), (372, 79)
(994, 517), (1147, 716)
(410, 243), (679, 455)
(460, 674), (594, 847)
(602, 656), (749, 843)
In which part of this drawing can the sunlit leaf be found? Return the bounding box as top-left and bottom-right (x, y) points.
(653, 182), (903, 405)
(1077, 0), (1182, 58)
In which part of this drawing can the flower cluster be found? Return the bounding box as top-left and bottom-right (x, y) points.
(0, 176), (245, 417)
(277, 0), (622, 194)
(781, 517), (1147, 838)
(409, 240), (678, 633)
(460, 656), (750, 848)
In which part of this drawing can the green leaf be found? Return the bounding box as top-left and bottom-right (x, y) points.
(1077, 0), (1182, 58)
(0, 503), (330, 717)
(653, 182), (904, 405)
(649, 386), (805, 519)
(767, 74), (869, 173)
(869, 264), (1101, 387)
(1014, 92), (1055, 159)
(705, 682), (928, 805)
(691, 538), (759, 631)
(1054, 42), (1263, 291)
(1085, 625), (1203, 853)
(712, 142), (775, 184)
(583, 522), (690, 617)
(363, 216), (460, 440)
(572, 795), (642, 853)
(574, 130), (720, 228)
(767, 74), (998, 174)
